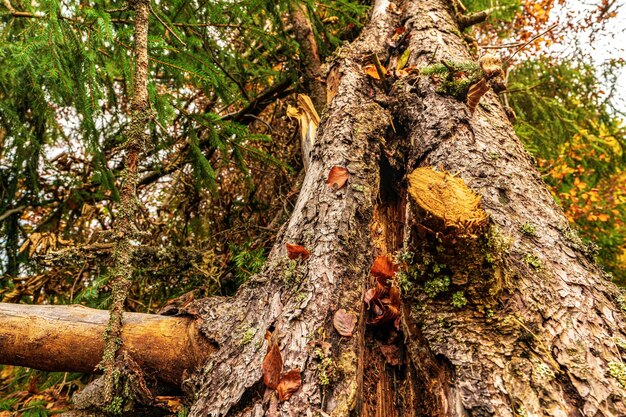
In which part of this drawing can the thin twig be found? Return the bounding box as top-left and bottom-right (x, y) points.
(0, 205), (26, 222)
(480, 42), (524, 49)
(149, 4), (186, 46)
(372, 53), (387, 80)
(503, 23), (558, 66)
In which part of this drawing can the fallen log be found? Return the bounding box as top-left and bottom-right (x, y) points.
(0, 303), (210, 386)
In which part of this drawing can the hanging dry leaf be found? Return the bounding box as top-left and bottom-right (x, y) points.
(389, 284), (401, 306)
(286, 243), (310, 260)
(333, 309), (358, 337)
(364, 281), (388, 308)
(466, 78), (489, 114)
(370, 255), (398, 280)
(364, 287), (377, 308)
(262, 331), (283, 389)
(277, 369), (301, 401)
(326, 166), (349, 189)
(478, 53), (503, 78)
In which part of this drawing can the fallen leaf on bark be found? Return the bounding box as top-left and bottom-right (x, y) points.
(333, 308), (358, 337)
(326, 166), (349, 189)
(262, 331), (283, 389)
(369, 304), (400, 326)
(379, 344), (401, 366)
(466, 78), (489, 114)
(396, 48), (411, 71)
(364, 64), (386, 80)
(370, 255), (398, 280)
(277, 369), (301, 401)
(286, 243), (310, 260)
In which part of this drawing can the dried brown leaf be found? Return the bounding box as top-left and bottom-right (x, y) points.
(333, 308), (358, 337)
(262, 331), (283, 389)
(364, 288), (377, 308)
(326, 166), (349, 189)
(479, 53), (503, 78)
(277, 369), (301, 401)
(389, 285), (401, 307)
(369, 304), (400, 326)
(379, 344), (401, 366)
(370, 255), (398, 280)
(466, 78), (489, 114)
(286, 243), (310, 260)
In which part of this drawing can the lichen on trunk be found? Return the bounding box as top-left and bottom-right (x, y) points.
(98, 0), (152, 413)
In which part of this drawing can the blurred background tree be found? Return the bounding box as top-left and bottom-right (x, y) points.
(0, 0), (623, 415)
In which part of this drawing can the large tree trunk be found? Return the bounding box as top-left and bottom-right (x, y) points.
(185, 1), (626, 416)
(3, 1), (626, 416)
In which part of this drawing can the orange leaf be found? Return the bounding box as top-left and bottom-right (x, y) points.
(333, 308), (358, 337)
(370, 255), (398, 280)
(326, 166), (349, 189)
(597, 213), (610, 222)
(277, 369), (301, 401)
(286, 243), (310, 260)
(388, 284), (401, 307)
(363, 64), (387, 80)
(262, 331), (283, 389)
(466, 78), (489, 114)
(368, 304), (400, 326)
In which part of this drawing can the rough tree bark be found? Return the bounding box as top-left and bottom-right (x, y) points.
(2, 1), (626, 416)
(184, 1), (626, 416)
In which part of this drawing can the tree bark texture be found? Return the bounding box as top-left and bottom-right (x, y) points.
(289, 1), (326, 112)
(0, 303), (211, 386)
(2, 1), (626, 416)
(185, 0), (626, 416)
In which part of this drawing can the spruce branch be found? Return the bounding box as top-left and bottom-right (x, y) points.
(457, 11), (488, 30)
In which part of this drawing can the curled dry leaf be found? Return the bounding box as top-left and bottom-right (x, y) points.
(389, 285), (401, 306)
(262, 331), (283, 389)
(333, 308), (358, 337)
(286, 243), (310, 260)
(364, 287), (377, 308)
(326, 166), (349, 189)
(369, 303), (400, 326)
(479, 53), (503, 78)
(466, 78), (489, 114)
(364, 64), (380, 80)
(370, 255), (398, 281)
(379, 344), (401, 366)
(277, 369), (302, 401)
